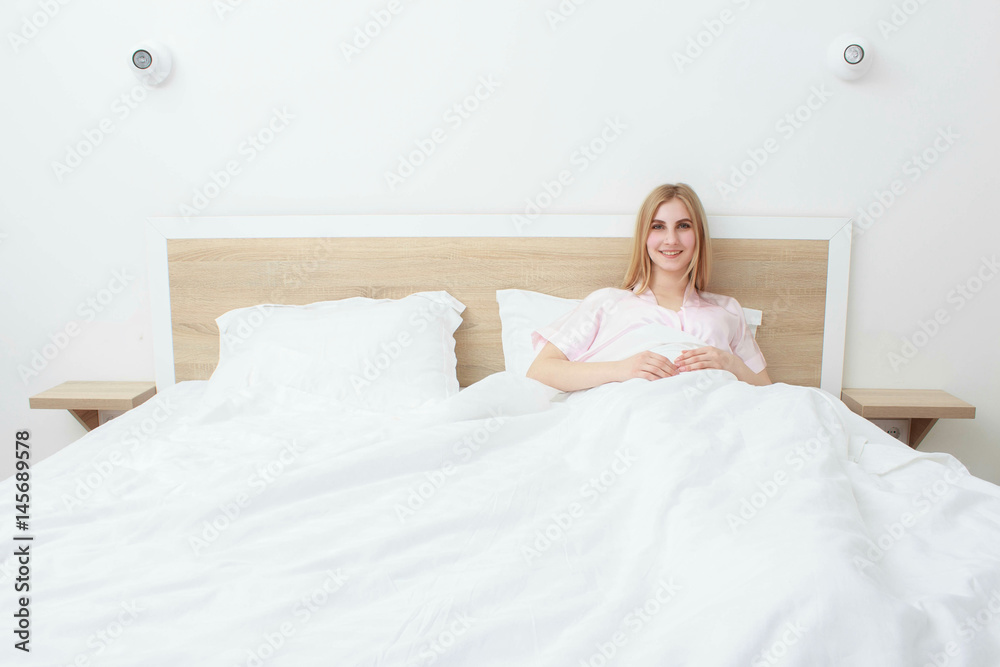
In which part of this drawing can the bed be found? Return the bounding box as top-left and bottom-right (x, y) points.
(4, 214), (1000, 666)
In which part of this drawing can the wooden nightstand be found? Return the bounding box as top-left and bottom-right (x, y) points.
(29, 381), (157, 431)
(840, 388), (976, 449)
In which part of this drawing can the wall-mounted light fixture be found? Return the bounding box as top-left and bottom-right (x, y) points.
(130, 41), (172, 85)
(828, 33), (872, 81)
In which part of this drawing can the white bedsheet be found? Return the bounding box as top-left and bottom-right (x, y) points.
(3, 371), (1000, 666)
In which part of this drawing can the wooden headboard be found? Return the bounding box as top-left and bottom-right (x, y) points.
(147, 215), (852, 395)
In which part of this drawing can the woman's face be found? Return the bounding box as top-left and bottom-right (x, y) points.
(646, 198), (697, 277)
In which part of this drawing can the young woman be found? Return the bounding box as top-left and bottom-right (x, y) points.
(525, 183), (772, 392)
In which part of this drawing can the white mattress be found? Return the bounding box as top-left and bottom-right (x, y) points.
(3, 371), (1000, 665)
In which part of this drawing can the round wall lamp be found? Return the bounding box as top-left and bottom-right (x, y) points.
(130, 41), (172, 85)
(828, 33), (873, 80)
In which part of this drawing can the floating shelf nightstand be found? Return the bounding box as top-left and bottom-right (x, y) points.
(29, 381), (157, 431)
(840, 388), (976, 449)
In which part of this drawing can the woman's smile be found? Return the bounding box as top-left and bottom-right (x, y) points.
(646, 199), (696, 274)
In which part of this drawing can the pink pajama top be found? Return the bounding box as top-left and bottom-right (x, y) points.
(530, 280), (767, 374)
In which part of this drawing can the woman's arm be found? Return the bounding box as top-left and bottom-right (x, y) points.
(525, 342), (679, 392)
(733, 364), (772, 387)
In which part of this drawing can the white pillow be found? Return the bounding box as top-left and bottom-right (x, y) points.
(204, 291), (465, 411)
(496, 289), (762, 376)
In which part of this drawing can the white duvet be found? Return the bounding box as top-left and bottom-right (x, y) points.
(4, 364), (1000, 666)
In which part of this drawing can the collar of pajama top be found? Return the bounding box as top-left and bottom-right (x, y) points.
(632, 278), (705, 310)
(530, 279), (767, 373)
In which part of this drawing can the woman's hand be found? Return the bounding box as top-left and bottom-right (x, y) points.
(674, 347), (772, 386)
(617, 350), (679, 381)
(673, 347), (738, 375)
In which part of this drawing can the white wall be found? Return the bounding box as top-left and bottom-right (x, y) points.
(2, 0), (998, 483)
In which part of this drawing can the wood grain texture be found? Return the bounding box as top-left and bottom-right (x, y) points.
(909, 418), (938, 448)
(167, 237), (829, 387)
(69, 409), (100, 431)
(839, 388), (976, 419)
(29, 381), (157, 410)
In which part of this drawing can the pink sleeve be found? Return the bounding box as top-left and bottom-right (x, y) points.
(728, 299), (766, 374)
(530, 289), (611, 362)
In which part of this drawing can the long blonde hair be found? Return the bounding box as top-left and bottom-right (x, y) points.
(622, 183), (712, 294)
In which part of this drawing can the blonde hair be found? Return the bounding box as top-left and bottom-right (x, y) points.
(622, 183), (712, 294)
